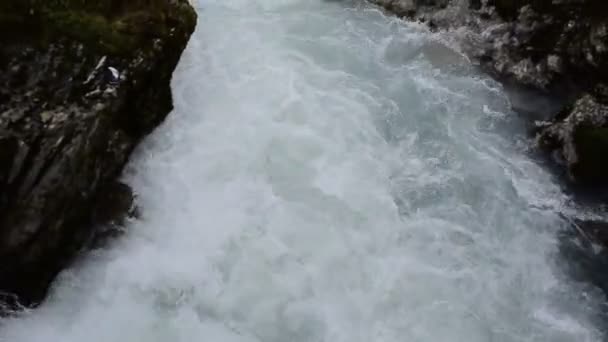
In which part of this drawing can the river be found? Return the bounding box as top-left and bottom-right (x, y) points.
(0, 0), (605, 341)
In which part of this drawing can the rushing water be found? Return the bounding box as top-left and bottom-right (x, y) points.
(1, 0), (606, 341)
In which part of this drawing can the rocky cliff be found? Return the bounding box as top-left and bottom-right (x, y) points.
(0, 0), (196, 309)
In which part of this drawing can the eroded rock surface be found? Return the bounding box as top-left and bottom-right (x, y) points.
(0, 0), (196, 308)
(537, 88), (608, 184)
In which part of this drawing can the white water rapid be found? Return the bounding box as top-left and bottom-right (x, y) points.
(1, 0), (605, 341)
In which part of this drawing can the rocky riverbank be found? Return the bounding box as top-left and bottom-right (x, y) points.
(0, 0), (196, 310)
(370, 1), (608, 254)
(370, 0), (608, 186)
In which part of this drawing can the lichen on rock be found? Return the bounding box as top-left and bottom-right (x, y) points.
(0, 0), (196, 309)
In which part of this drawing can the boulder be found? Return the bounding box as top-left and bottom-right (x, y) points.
(537, 89), (608, 184)
(0, 0), (196, 308)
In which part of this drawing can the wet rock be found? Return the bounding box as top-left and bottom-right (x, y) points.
(576, 219), (608, 247)
(0, 0), (197, 308)
(371, 0), (608, 185)
(537, 91), (608, 184)
(89, 182), (137, 250)
(91, 182), (135, 227)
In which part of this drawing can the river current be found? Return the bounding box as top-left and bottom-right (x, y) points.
(1, 1), (605, 341)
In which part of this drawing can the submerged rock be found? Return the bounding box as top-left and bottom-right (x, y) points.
(0, 0), (196, 308)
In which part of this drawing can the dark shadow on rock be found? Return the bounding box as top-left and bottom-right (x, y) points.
(88, 181), (138, 250)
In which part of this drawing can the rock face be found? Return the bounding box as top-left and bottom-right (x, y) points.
(477, 0), (608, 91)
(370, 0), (608, 185)
(478, 0), (608, 185)
(371, 0), (608, 90)
(0, 0), (196, 308)
(537, 88), (608, 184)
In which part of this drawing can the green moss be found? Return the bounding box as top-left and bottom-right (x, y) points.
(36, 0), (183, 17)
(42, 11), (133, 54)
(0, 0), (196, 55)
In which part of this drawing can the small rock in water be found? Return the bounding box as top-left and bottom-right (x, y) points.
(89, 181), (136, 249)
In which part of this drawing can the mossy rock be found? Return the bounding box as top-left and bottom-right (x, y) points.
(0, 0), (197, 55)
